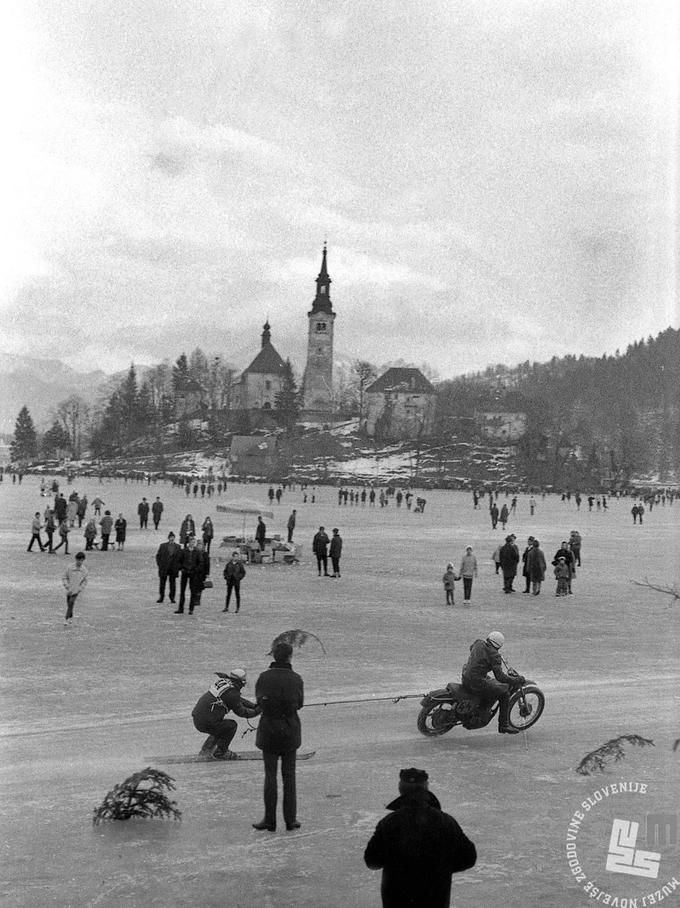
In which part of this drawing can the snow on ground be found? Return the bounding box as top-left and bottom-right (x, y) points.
(1, 478), (679, 907)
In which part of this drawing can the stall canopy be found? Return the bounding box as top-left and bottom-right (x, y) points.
(216, 499), (274, 540)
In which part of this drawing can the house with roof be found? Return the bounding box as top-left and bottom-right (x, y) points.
(235, 321), (287, 411)
(364, 367), (437, 440)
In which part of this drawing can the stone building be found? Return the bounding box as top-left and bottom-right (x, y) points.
(235, 322), (287, 411)
(364, 367), (437, 440)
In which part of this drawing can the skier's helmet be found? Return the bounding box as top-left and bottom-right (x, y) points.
(228, 669), (247, 685)
(486, 631), (505, 650)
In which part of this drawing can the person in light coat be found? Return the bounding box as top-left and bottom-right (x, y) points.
(62, 552), (88, 626)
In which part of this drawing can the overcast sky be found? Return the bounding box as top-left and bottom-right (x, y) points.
(2, 0), (678, 380)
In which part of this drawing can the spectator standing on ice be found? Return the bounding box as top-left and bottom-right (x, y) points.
(255, 516), (267, 552)
(84, 518), (98, 551)
(554, 558), (570, 597)
(329, 528), (343, 578)
(521, 536), (535, 593)
(287, 510), (296, 543)
(201, 516), (214, 554)
(525, 539), (546, 595)
(499, 503), (509, 529)
(458, 546), (478, 605)
(253, 642), (304, 832)
(151, 497), (163, 530)
(179, 514), (195, 545)
(490, 502), (499, 530)
(76, 496), (88, 527)
(499, 535), (520, 593)
(137, 498), (150, 529)
(92, 496), (105, 516)
(62, 552), (88, 627)
(364, 767), (476, 908)
(99, 511), (114, 551)
(551, 541), (575, 593)
(442, 563), (457, 606)
(27, 512), (45, 552)
(114, 513), (127, 551)
(529, 495), (536, 516)
(54, 494), (68, 523)
(569, 530), (582, 567)
(156, 531), (182, 604)
(222, 551), (246, 613)
(312, 526), (330, 576)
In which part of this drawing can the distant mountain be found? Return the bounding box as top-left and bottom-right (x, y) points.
(0, 354), (111, 433)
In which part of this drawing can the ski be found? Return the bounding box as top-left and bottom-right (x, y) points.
(147, 751), (316, 764)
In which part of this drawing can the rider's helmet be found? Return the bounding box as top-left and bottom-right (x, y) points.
(228, 669), (247, 686)
(486, 631), (505, 650)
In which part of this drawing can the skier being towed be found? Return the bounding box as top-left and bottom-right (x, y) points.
(192, 669), (260, 760)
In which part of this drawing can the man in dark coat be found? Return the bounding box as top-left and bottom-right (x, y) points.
(329, 527), (342, 578)
(151, 496), (164, 530)
(253, 642), (304, 832)
(176, 536), (198, 614)
(364, 767), (476, 908)
(255, 516), (267, 551)
(137, 498), (150, 529)
(222, 551), (246, 613)
(156, 531), (183, 603)
(286, 509), (296, 543)
(498, 534), (520, 593)
(312, 526), (330, 576)
(551, 541), (575, 593)
(192, 668), (259, 760)
(461, 631), (525, 734)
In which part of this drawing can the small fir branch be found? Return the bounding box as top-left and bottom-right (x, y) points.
(93, 767), (181, 824)
(576, 735), (655, 776)
(268, 629), (327, 655)
(630, 578), (680, 601)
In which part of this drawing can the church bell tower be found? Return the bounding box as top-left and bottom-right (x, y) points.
(302, 244), (335, 415)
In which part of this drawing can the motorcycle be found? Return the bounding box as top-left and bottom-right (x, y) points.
(417, 672), (545, 737)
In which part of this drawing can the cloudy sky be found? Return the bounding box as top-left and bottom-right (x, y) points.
(2, 0), (678, 380)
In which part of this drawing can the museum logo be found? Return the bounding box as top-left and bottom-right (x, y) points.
(565, 782), (679, 905)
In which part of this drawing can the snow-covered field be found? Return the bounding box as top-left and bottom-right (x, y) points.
(1, 477), (678, 907)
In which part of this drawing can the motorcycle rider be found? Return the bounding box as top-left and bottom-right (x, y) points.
(461, 632), (525, 735)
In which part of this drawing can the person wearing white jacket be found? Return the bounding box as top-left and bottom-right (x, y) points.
(62, 552), (88, 627)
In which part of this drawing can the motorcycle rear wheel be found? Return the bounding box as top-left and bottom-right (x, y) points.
(416, 701), (458, 737)
(508, 685), (545, 731)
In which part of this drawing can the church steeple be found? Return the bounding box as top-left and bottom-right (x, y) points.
(261, 320), (271, 347)
(310, 244), (333, 315)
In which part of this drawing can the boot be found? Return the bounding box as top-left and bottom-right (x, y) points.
(252, 819), (276, 831)
(199, 735), (217, 757)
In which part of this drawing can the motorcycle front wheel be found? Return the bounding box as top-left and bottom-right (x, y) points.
(416, 701), (458, 737)
(508, 685), (545, 731)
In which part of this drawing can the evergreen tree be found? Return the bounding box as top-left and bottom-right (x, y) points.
(172, 353), (189, 399)
(10, 405), (38, 462)
(275, 359), (300, 431)
(42, 421), (72, 458)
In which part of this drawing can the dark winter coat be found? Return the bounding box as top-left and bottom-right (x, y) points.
(552, 547), (575, 577)
(525, 545), (546, 582)
(223, 560), (246, 583)
(255, 520), (267, 545)
(137, 501), (150, 518)
(114, 518), (127, 542)
(364, 789), (477, 908)
(498, 542), (519, 575)
(462, 639), (517, 690)
(329, 534), (343, 558)
(182, 548), (210, 581)
(191, 677), (258, 726)
(255, 662), (303, 753)
(179, 518), (195, 545)
(312, 531), (330, 555)
(156, 541), (183, 576)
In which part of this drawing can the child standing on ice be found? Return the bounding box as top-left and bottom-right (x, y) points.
(442, 563), (459, 606)
(554, 557), (570, 597)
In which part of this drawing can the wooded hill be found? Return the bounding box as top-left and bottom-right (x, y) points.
(435, 327), (680, 486)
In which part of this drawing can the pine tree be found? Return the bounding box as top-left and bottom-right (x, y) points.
(42, 421), (72, 458)
(10, 406), (38, 462)
(275, 359), (300, 431)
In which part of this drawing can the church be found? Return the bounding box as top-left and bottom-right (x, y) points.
(235, 245), (336, 419)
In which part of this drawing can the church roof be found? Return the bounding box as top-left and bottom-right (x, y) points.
(366, 367), (436, 395)
(242, 342), (287, 377)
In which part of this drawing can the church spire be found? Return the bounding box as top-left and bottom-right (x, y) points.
(310, 244), (333, 315)
(261, 320), (271, 347)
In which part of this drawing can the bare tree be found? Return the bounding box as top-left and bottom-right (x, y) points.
(56, 395), (90, 459)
